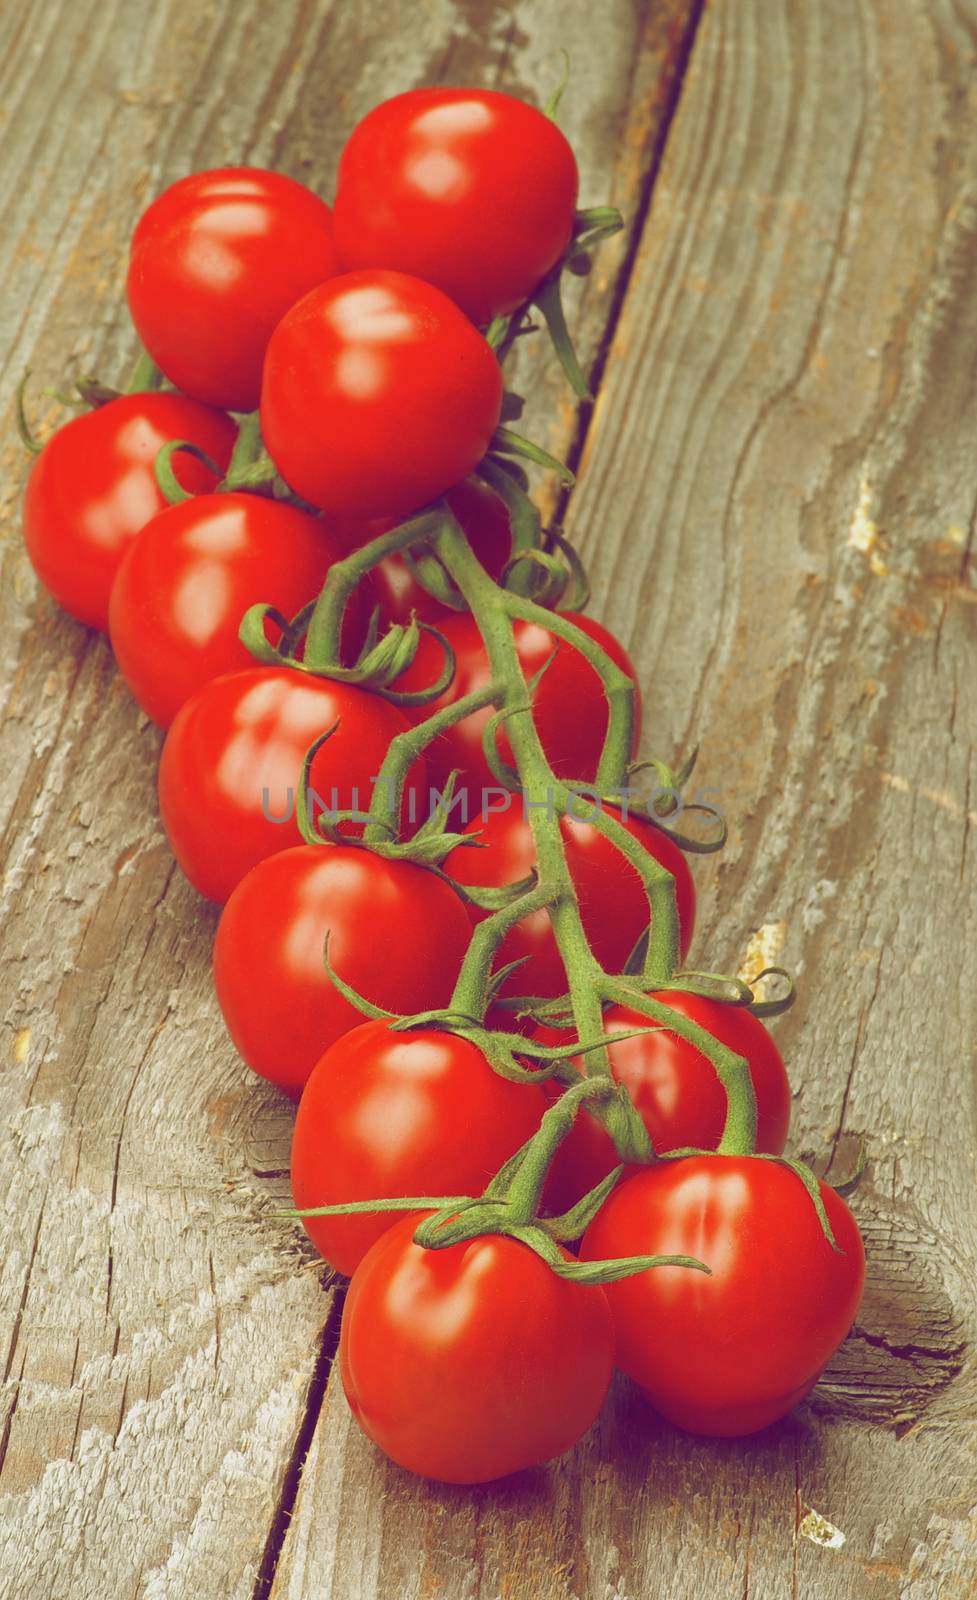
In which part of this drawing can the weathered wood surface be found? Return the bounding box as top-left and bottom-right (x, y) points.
(1, 1), (975, 1597)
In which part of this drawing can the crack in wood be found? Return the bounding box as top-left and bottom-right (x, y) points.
(251, 1289), (346, 1600)
(556, 0), (708, 504)
(2, 1197), (45, 1388)
(847, 1325), (967, 1369)
(814, 1193), (971, 1429)
(826, 945), (884, 1173)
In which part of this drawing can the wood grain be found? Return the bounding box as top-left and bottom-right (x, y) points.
(272, 1), (977, 1597)
(0, 2), (700, 1597)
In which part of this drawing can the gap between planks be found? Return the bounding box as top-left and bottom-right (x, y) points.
(253, 1292), (346, 1600)
(558, 0), (708, 498)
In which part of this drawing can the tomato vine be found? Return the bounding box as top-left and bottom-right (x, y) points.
(18, 75), (866, 1480)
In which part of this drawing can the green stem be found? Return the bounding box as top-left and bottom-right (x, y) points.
(564, 799), (678, 984)
(304, 507), (447, 668)
(432, 515), (759, 1161)
(475, 456), (543, 557)
(433, 516), (651, 1166)
(503, 1077), (617, 1220)
(501, 591), (636, 789)
(601, 979), (757, 1154)
(543, 49), (571, 122)
(154, 440), (222, 505)
(436, 521), (598, 1021)
(450, 884), (556, 1019)
(292, 494), (754, 1188)
(362, 679), (502, 844)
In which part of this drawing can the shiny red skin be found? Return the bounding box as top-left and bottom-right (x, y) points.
(446, 806), (695, 998)
(109, 494), (366, 729)
(291, 1021), (546, 1273)
(158, 667), (426, 904)
(333, 478), (513, 630)
(581, 1157), (865, 1436)
(340, 1215), (614, 1482)
(22, 393), (235, 631)
(260, 270), (503, 519)
(214, 846), (473, 1099)
(127, 168), (339, 410)
(396, 612), (640, 817)
(333, 89), (579, 325)
(542, 993), (792, 1213)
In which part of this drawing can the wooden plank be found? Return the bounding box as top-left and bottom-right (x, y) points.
(272, 1), (977, 1597)
(0, 2), (697, 1596)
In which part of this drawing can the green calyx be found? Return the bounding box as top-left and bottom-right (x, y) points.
(605, 748), (729, 855)
(15, 360), (147, 458)
(483, 182), (625, 398)
(240, 602), (457, 704)
(311, 941), (674, 1115)
(17, 347), (166, 461)
(288, 1076), (710, 1286)
(153, 413), (283, 509)
(491, 424), (575, 485)
(235, 502), (481, 704)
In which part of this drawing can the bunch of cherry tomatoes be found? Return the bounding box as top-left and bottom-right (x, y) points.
(20, 84), (865, 1486)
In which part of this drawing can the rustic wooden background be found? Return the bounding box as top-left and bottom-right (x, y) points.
(1, 1), (975, 1596)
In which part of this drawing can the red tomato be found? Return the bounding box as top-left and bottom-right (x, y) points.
(158, 666), (427, 903)
(127, 168), (339, 410)
(109, 493), (366, 728)
(395, 612), (640, 817)
(22, 394), (235, 631)
(332, 478), (513, 630)
(581, 1157), (865, 1436)
(333, 89), (579, 325)
(260, 270), (503, 519)
(214, 846), (472, 1099)
(340, 1214), (614, 1482)
(291, 1020), (546, 1273)
(446, 805), (695, 998)
(542, 993), (792, 1213)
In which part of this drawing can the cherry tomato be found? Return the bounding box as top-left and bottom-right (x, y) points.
(260, 270), (503, 519)
(332, 478), (513, 631)
(108, 493), (366, 729)
(542, 993), (792, 1213)
(581, 1157), (865, 1436)
(333, 89), (579, 325)
(291, 1020), (546, 1273)
(395, 612), (640, 817)
(340, 1214), (614, 1482)
(127, 168), (339, 410)
(22, 394), (235, 631)
(158, 666), (427, 903)
(214, 846), (472, 1099)
(446, 805), (695, 998)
